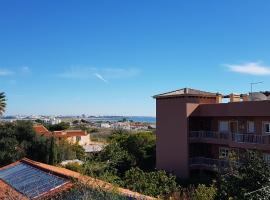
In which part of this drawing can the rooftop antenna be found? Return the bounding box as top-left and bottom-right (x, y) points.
(250, 82), (263, 98)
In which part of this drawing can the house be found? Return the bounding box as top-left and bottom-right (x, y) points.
(33, 125), (91, 146)
(0, 158), (156, 200)
(154, 88), (270, 179)
(54, 130), (91, 146)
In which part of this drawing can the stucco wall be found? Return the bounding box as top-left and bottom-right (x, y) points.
(156, 97), (199, 178)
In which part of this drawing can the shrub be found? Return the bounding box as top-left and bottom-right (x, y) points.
(64, 162), (84, 173)
(123, 167), (178, 197)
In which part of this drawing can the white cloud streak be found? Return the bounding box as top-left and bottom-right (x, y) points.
(226, 62), (270, 75)
(58, 67), (140, 82)
(94, 73), (108, 83)
(0, 69), (13, 76)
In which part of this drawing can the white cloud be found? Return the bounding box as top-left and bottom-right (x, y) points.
(226, 62), (270, 75)
(0, 69), (13, 76)
(59, 67), (140, 81)
(20, 66), (31, 75)
(94, 73), (108, 83)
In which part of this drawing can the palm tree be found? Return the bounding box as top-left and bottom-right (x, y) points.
(0, 92), (6, 116)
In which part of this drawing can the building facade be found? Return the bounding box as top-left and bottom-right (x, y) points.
(154, 88), (270, 179)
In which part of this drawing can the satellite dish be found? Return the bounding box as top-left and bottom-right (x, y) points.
(249, 92), (267, 101)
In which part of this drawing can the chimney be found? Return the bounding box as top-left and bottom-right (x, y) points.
(242, 94), (249, 102)
(216, 94), (223, 103)
(230, 93), (241, 102)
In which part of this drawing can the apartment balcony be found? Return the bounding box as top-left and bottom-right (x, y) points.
(189, 157), (238, 172)
(189, 131), (229, 145)
(232, 133), (270, 144)
(189, 131), (270, 150)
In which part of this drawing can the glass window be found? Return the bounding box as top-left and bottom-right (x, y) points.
(247, 121), (255, 133)
(219, 121), (229, 133)
(264, 123), (270, 134)
(219, 147), (229, 159)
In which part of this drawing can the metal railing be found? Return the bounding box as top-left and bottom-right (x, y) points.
(232, 133), (270, 144)
(189, 157), (238, 172)
(189, 131), (270, 145)
(189, 131), (229, 140)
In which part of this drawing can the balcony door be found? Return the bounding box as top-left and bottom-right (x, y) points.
(230, 121), (238, 133)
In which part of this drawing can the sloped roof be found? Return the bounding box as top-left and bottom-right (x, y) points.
(33, 125), (87, 138)
(33, 125), (50, 136)
(0, 159), (73, 199)
(65, 130), (87, 137)
(0, 158), (156, 200)
(154, 88), (218, 99)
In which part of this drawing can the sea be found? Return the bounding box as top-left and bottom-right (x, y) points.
(87, 116), (156, 124)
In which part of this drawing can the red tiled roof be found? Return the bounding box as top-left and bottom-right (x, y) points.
(0, 158), (156, 200)
(65, 130), (87, 137)
(0, 179), (28, 200)
(33, 125), (87, 138)
(33, 125), (51, 136)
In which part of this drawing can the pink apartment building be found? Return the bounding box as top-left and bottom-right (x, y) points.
(154, 88), (270, 179)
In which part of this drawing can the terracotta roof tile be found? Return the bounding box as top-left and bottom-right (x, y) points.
(21, 158), (156, 200)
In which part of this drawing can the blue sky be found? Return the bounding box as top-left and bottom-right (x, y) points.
(1, 0), (270, 116)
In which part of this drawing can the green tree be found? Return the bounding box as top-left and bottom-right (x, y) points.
(49, 134), (57, 165)
(191, 184), (217, 200)
(98, 143), (135, 176)
(47, 122), (70, 131)
(110, 132), (156, 170)
(0, 121), (49, 166)
(72, 143), (86, 160)
(123, 167), (178, 198)
(0, 92), (6, 116)
(218, 150), (270, 200)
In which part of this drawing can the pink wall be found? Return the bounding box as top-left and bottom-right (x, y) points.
(192, 101), (270, 117)
(156, 97), (199, 178)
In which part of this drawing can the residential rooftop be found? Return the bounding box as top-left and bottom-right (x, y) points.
(33, 125), (87, 138)
(154, 87), (270, 102)
(153, 88), (219, 99)
(0, 158), (156, 200)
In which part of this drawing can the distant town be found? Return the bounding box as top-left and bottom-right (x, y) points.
(0, 115), (156, 131)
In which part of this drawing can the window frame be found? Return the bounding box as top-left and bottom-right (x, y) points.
(247, 121), (255, 133)
(219, 121), (229, 133)
(219, 147), (230, 159)
(263, 122), (270, 135)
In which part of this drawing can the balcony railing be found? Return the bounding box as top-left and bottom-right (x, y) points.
(232, 133), (270, 144)
(189, 131), (229, 140)
(189, 157), (238, 172)
(189, 131), (270, 145)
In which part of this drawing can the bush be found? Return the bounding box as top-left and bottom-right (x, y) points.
(192, 184), (217, 200)
(110, 132), (156, 170)
(123, 167), (178, 197)
(64, 162), (84, 173)
(217, 150), (270, 200)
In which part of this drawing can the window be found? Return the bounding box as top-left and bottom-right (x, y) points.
(263, 122), (270, 134)
(219, 147), (229, 159)
(219, 121), (229, 133)
(76, 136), (81, 142)
(263, 154), (270, 165)
(247, 121), (255, 133)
